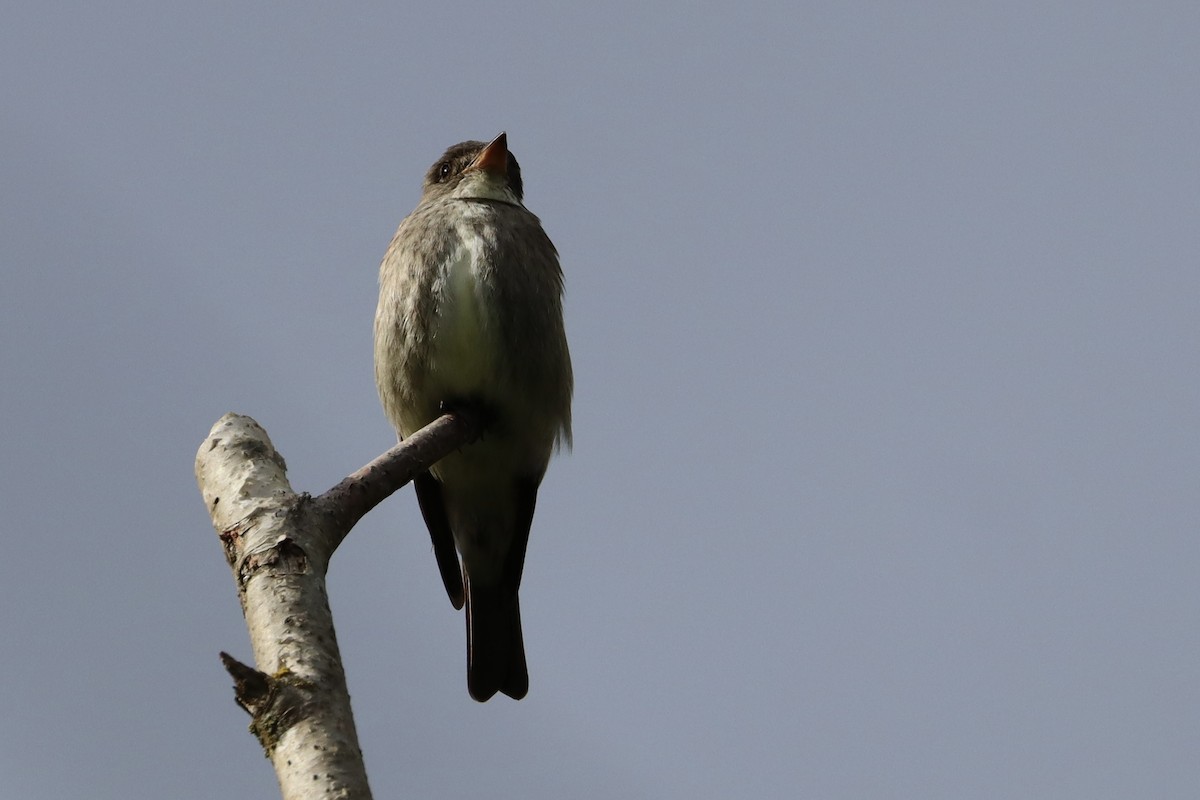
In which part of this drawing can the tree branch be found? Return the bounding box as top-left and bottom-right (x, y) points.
(317, 409), (484, 548)
(194, 410), (480, 800)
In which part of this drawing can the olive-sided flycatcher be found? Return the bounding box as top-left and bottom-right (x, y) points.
(374, 133), (573, 701)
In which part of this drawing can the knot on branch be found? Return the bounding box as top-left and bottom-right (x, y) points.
(220, 652), (313, 755)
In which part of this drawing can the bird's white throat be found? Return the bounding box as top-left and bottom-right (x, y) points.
(450, 171), (521, 205)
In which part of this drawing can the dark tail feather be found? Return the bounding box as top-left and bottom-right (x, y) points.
(464, 576), (528, 702)
(413, 472), (465, 610)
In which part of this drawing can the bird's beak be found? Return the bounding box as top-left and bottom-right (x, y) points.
(468, 132), (508, 176)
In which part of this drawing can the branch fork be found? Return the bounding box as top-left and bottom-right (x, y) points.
(195, 411), (481, 800)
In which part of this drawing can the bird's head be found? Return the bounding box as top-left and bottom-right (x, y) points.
(421, 133), (524, 204)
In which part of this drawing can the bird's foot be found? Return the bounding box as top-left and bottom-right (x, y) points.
(439, 395), (494, 442)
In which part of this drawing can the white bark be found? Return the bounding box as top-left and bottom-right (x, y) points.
(195, 411), (480, 799)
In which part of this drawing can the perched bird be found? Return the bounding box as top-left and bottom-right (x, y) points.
(374, 133), (573, 701)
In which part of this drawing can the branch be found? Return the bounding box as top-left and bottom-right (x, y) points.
(317, 409), (484, 548)
(194, 411), (480, 800)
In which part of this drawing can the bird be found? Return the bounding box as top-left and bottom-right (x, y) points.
(373, 133), (573, 701)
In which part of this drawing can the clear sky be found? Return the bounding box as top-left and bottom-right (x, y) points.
(2, 3), (1197, 798)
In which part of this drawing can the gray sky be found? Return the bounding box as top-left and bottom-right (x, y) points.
(2, 3), (1197, 798)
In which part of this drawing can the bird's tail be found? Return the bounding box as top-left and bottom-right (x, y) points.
(464, 576), (528, 702)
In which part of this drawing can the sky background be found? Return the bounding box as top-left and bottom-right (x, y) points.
(2, 3), (1197, 798)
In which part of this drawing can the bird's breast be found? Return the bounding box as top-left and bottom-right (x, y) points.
(428, 229), (500, 394)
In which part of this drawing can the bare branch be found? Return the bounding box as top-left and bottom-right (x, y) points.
(195, 410), (479, 799)
(316, 408), (483, 548)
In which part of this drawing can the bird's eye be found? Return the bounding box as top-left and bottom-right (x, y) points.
(437, 162), (452, 181)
